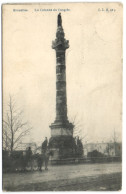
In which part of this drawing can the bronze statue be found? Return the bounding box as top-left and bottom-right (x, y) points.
(58, 13), (62, 27)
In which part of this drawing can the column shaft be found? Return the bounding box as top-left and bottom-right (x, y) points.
(56, 51), (67, 122)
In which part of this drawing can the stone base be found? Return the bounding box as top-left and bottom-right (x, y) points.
(49, 148), (59, 160)
(49, 120), (75, 159)
(49, 135), (76, 159)
(51, 128), (73, 136)
(50, 120), (74, 137)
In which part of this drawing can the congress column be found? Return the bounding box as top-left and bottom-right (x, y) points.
(49, 14), (74, 159)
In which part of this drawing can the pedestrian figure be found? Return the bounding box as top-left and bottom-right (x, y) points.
(37, 148), (53, 171)
(42, 137), (48, 154)
(26, 147), (33, 170)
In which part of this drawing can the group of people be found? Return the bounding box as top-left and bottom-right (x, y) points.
(25, 137), (49, 171)
(26, 137), (48, 158)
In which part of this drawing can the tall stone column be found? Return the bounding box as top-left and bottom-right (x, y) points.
(54, 29), (68, 123)
(50, 14), (73, 138)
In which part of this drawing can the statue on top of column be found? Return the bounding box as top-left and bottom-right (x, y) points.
(58, 13), (62, 27)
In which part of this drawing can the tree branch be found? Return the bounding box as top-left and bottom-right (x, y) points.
(14, 127), (31, 145)
(13, 122), (28, 134)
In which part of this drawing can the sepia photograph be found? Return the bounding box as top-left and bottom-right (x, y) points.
(2, 2), (122, 191)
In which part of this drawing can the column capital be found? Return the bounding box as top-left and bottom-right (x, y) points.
(52, 26), (69, 51)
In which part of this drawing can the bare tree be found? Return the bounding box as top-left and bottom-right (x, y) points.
(70, 114), (87, 143)
(2, 95), (32, 152)
(111, 129), (119, 156)
(106, 143), (113, 156)
(105, 130), (120, 156)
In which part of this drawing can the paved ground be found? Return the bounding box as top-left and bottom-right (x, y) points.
(3, 162), (122, 191)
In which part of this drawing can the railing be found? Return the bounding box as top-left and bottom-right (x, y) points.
(50, 156), (122, 165)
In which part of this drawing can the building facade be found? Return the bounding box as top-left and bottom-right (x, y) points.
(83, 142), (122, 157)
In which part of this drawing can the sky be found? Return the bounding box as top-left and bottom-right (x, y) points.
(3, 3), (122, 145)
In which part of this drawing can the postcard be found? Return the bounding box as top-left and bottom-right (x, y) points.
(2, 3), (122, 191)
